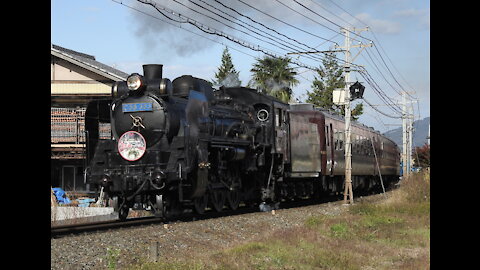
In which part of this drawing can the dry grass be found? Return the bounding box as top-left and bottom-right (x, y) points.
(129, 170), (430, 270)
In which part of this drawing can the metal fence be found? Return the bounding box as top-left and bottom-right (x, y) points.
(51, 107), (111, 143)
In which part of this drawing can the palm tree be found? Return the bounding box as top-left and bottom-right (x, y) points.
(250, 56), (299, 102)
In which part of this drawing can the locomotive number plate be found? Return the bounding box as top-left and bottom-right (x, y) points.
(122, 102), (153, 112)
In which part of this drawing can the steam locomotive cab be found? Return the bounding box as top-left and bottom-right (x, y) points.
(217, 87), (290, 204)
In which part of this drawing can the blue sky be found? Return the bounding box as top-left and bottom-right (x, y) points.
(51, 0), (429, 133)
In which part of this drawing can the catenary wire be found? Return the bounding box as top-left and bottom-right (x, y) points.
(134, 0), (319, 70)
(111, 0), (258, 59)
(323, 0), (417, 99)
(187, 0), (328, 63)
(116, 0), (409, 120)
(210, 0), (337, 62)
(288, 0), (373, 43)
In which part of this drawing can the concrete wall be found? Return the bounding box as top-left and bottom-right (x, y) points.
(51, 206), (114, 221)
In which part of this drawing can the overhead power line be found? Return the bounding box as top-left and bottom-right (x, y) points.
(231, 0), (362, 67)
(134, 0), (319, 70)
(362, 98), (402, 119)
(111, 0), (258, 59)
(116, 0), (414, 123)
(322, 0), (417, 99)
(281, 0), (412, 111)
(358, 68), (403, 115)
(188, 0), (328, 64)
(307, 0), (357, 29)
(234, 0), (338, 45)
(288, 0), (373, 43)
(210, 0), (332, 62)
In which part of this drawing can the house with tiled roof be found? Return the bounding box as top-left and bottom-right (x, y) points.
(51, 44), (128, 193)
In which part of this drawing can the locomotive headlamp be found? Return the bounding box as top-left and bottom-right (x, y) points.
(118, 131), (146, 161)
(127, 73), (144, 91)
(257, 109), (269, 122)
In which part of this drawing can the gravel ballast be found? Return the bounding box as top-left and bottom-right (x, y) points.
(51, 194), (385, 269)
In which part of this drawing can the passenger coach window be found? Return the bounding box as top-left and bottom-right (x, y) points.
(334, 132), (338, 150)
(275, 109), (281, 126)
(326, 126), (329, 146)
(334, 131), (339, 150)
(366, 138), (371, 156)
(339, 132), (344, 150)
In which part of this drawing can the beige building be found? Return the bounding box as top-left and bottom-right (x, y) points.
(51, 44), (128, 193)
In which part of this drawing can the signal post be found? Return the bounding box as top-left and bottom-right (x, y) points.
(335, 27), (371, 204)
(289, 26), (372, 204)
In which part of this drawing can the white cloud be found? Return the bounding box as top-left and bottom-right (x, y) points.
(394, 8), (427, 17)
(394, 8), (430, 29)
(353, 13), (402, 34)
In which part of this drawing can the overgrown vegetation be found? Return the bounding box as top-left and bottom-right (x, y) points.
(128, 170), (430, 270)
(413, 143), (430, 169)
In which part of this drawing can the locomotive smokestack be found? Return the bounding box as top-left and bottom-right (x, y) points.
(143, 64), (163, 80)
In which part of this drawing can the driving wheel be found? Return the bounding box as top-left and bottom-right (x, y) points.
(226, 189), (241, 210)
(193, 194), (208, 215)
(210, 189), (226, 212)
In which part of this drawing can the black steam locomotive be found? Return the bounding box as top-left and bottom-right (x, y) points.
(85, 64), (399, 220)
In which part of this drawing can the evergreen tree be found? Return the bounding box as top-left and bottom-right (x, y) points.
(306, 53), (363, 120)
(250, 56), (299, 103)
(213, 47), (241, 87)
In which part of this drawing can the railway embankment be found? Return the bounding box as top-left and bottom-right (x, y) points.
(51, 170), (429, 270)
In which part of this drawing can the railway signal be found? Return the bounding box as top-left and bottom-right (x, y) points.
(349, 81), (365, 100)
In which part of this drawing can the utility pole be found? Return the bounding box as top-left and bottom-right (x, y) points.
(408, 103), (413, 173)
(402, 92), (408, 177)
(427, 124), (430, 145)
(336, 27), (372, 204)
(401, 92), (415, 177)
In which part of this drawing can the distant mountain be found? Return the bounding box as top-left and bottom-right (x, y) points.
(383, 117), (430, 150)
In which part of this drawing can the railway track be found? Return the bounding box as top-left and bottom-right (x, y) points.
(51, 203), (266, 238)
(51, 189), (390, 238)
(51, 216), (162, 237)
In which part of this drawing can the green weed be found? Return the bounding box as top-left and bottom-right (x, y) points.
(330, 222), (350, 239)
(106, 247), (121, 269)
